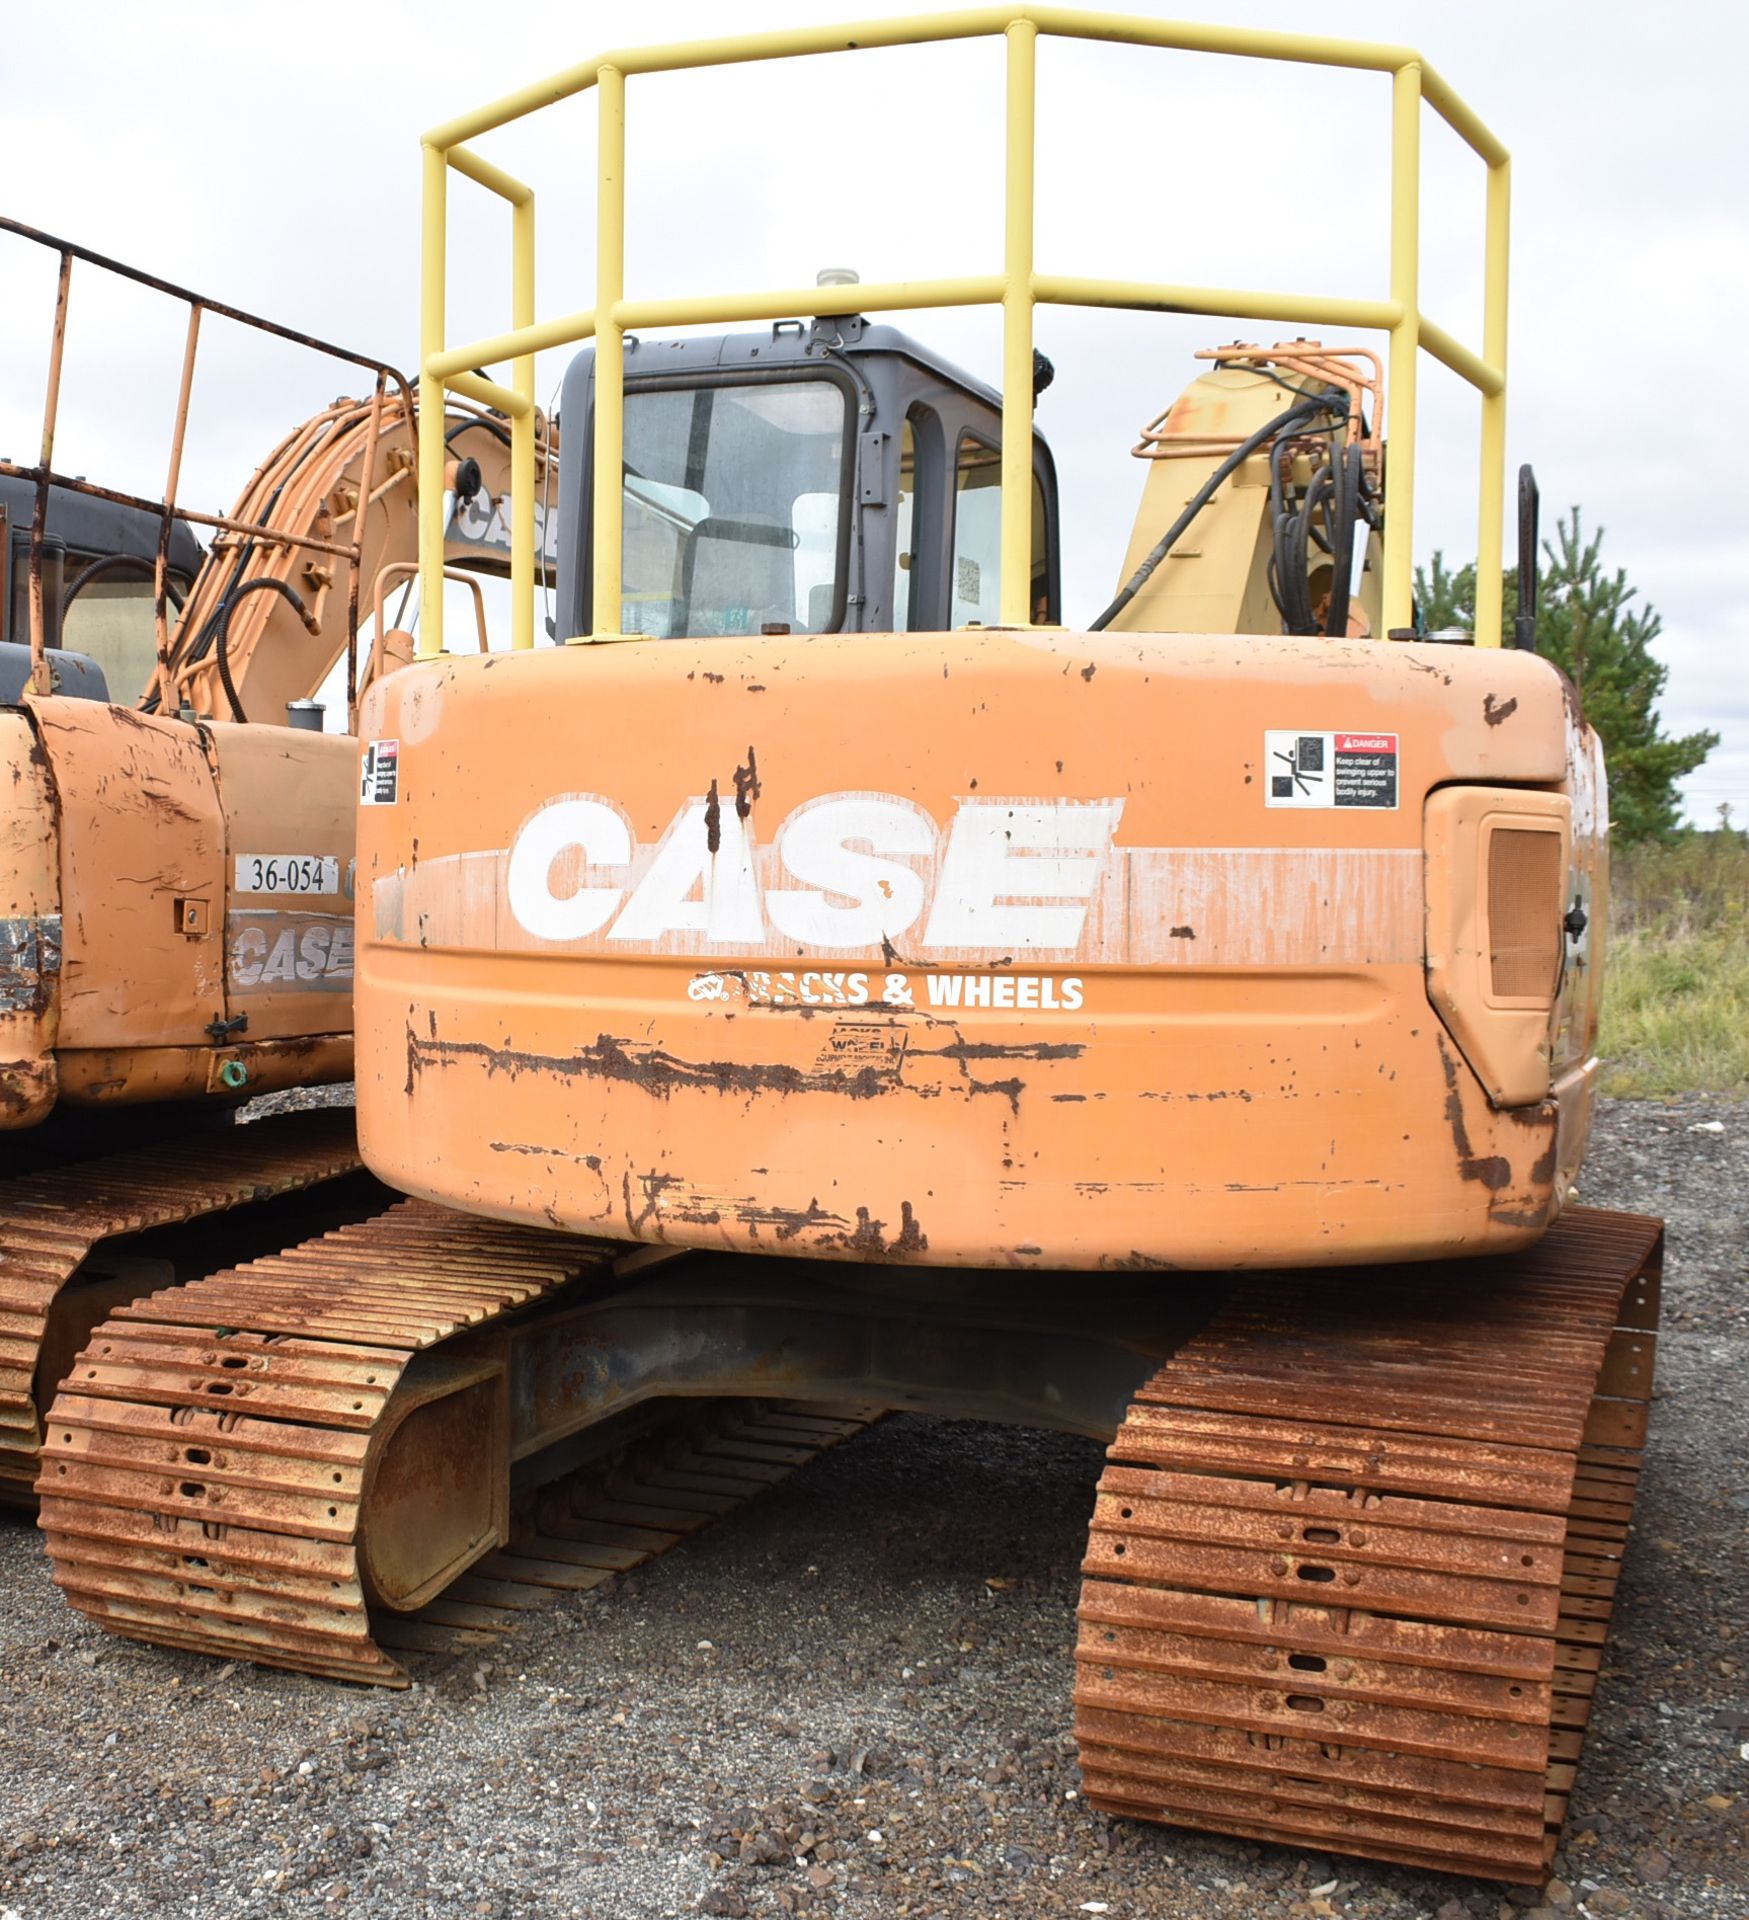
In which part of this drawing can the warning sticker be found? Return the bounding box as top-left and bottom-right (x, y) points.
(1264, 730), (1399, 810)
(360, 739), (399, 807)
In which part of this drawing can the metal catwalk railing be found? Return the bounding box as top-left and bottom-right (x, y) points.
(415, 8), (1510, 656)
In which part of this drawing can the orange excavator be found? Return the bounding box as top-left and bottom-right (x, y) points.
(0, 214), (554, 1496)
(38, 15), (1662, 1887)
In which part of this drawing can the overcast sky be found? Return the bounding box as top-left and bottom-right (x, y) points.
(6, 0), (1745, 825)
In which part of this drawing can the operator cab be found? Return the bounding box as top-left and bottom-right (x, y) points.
(555, 316), (1060, 641)
(0, 474), (204, 703)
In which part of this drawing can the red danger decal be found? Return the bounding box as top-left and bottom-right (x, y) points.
(1335, 732), (1397, 754)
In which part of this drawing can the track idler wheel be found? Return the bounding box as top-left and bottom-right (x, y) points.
(356, 1353), (509, 1613)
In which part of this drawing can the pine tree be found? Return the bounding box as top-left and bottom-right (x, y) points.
(1414, 509), (1715, 843)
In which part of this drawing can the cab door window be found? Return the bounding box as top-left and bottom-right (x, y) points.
(949, 434), (1050, 627)
(891, 416), (920, 632)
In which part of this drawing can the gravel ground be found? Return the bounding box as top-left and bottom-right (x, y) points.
(0, 1095), (1742, 1920)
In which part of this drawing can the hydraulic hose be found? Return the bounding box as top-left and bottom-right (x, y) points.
(60, 552), (189, 618)
(1268, 415), (1376, 637)
(213, 577), (315, 723)
(1272, 455), (1326, 635)
(1089, 391), (1344, 633)
(1321, 444), (1362, 639)
(144, 404), (371, 709)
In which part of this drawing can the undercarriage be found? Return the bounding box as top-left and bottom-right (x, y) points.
(37, 1196), (1658, 1882)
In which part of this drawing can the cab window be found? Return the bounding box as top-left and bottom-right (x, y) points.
(891, 416), (920, 633)
(619, 378), (848, 638)
(59, 569), (174, 703)
(949, 434), (1050, 627)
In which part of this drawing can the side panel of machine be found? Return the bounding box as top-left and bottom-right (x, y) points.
(209, 723), (356, 1045)
(24, 701), (354, 1105)
(37, 699), (225, 1054)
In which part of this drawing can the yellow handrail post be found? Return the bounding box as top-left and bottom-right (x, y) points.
(1474, 155), (1511, 649)
(588, 63), (627, 643)
(511, 188), (537, 650)
(418, 141), (447, 660)
(1000, 15), (1038, 629)
(1382, 60), (1421, 640)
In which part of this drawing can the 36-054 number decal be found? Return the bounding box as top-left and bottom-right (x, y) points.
(233, 855), (341, 895)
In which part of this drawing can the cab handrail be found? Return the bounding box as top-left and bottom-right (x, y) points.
(416, 7), (1510, 656)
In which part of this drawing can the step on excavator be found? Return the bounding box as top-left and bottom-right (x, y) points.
(0, 216), (554, 1497)
(39, 15), (1663, 1885)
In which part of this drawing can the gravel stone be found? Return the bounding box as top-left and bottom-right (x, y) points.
(0, 1095), (1742, 1917)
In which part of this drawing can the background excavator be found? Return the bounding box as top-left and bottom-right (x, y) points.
(37, 12), (1662, 1890)
(0, 215), (554, 1497)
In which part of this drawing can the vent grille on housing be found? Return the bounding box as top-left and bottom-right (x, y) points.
(1488, 827), (1563, 999)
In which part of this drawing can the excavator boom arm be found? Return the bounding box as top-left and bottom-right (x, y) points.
(153, 399), (556, 727)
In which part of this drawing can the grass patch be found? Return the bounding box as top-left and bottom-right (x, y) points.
(1599, 834), (1749, 1097)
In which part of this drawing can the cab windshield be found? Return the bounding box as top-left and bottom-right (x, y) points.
(618, 378), (848, 638)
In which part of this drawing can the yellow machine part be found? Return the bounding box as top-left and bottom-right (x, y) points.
(1106, 355), (1384, 639)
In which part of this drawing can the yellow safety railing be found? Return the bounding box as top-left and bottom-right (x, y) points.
(416, 7), (1511, 656)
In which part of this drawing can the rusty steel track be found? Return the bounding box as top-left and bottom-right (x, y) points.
(38, 1200), (876, 1684)
(0, 1107), (363, 1502)
(1074, 1206), (1662, 1884)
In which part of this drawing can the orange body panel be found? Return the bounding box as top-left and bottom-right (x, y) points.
(209, 722), (356, 1046)
(355, 628), (1596, 1269)
(0, 698), (355, 1119)
(40, 698), (226, 1052)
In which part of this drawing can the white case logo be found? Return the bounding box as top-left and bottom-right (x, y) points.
(505, 791), (1125, 954)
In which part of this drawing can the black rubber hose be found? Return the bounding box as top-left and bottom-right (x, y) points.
(1090, 392), (1342, 632)
(1272, 447), (1325, 636)
(1277, 475), (1318, 634)
(1266, 436), (1301, 629)
(155, 409), (353, 691)
(1322, 444), (1363, 637)
(213, 577), (313, 723)
(60, 552), (189, 618)
(1305, 461), (1338, 554)
(446, 414), (513, 450)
